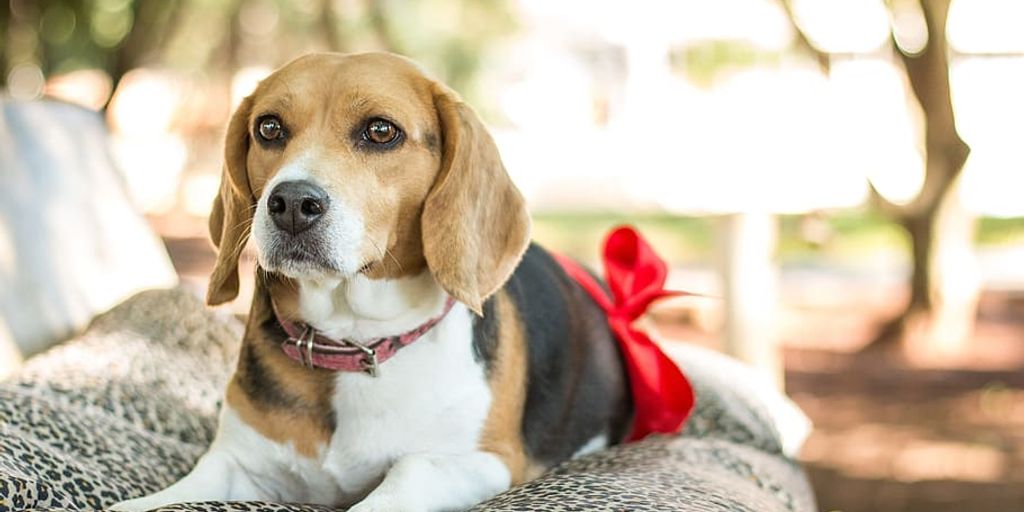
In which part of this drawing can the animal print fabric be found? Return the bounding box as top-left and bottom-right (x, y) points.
(0, 289), (816, 511)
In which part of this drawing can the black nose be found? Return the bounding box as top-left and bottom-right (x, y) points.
(267, 180), (330, 235)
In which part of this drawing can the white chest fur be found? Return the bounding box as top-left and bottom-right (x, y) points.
(323, 304), (490, 498)
(232, 273), (492, 504)
(111, 273), (504, 512)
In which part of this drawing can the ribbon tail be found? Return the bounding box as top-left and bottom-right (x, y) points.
(610, 320), (695, 441)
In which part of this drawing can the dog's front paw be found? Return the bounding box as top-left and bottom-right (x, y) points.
(112, 491), (190, 512)
(348, 494), (422, 512)
(108, 495), (165, 512)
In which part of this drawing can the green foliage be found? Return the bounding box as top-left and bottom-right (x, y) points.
(90, 1), (134, 49)
(776, 211), (908, 265)
(367, 0), (517, 110)
(532, 212), (714, 263)
(2, 0), (518, 107)
(977, 217), (1024, 246)
(671, 39), (783, 88)
(531, 210), (1024, 266)
(2, 0), (146, 83)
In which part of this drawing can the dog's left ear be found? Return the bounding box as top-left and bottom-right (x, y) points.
(207, 95), (256, 306)
(422, 84), (531, 315)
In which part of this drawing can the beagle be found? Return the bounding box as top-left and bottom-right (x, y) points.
(113, 53), (631, 512)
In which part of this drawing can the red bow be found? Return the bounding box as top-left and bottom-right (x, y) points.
(554, 226), (696, 441)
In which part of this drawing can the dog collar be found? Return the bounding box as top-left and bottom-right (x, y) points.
(276, 297), (456, 376)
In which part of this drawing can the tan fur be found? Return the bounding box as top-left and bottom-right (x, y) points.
(206, 53), (530, 310)
(207, 96), (256, 305)
(225, 278), (335, 459)
(478, 291), (533, 485)
(224, 380), (330, 459)
(206, 55), (439, 303)
(421, 84), (531, 315)
(206, 52), (534, 473)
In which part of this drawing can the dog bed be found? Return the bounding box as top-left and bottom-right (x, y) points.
(0, 288), (816, 511)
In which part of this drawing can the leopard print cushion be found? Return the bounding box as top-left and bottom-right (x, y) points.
(0, 289), (815, 511)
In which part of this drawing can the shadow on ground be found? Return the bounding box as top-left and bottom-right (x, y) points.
(787, 347), (1024, 512)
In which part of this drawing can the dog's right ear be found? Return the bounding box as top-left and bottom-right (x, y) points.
(421, 83), (531, 315)
(207, 96), (255, 306)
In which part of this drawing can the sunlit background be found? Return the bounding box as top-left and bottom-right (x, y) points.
(3, 0), (1024, 511)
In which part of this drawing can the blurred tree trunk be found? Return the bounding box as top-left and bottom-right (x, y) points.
(106, 0), (186, 108)
(366, 0), (403, 53)
(318, 0), (345, 51)
(718, 213), (783, 388)
(870, 0), (975, 353)
(0, 3), (9, 88)
(781, 0), (975, 353)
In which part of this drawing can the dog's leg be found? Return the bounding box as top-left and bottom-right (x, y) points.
(348, 451), (510, 512)
(109, 448), (265, 511)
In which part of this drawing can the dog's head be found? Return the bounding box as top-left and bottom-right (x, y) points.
(207, 53), (530, 314)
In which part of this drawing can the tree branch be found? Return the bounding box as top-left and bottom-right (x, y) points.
(892, 0), (970, 218)
(319, 0), (345, 52)
(778, 0), (831, 74)
(367, 0), (403, 54)
(867, 180), (908, 221)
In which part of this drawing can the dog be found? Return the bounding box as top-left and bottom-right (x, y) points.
(113, 52), (631, 512)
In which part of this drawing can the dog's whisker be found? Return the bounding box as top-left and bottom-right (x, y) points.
(228, 225), (252, 258)
(365, 238), (403, 274)
(229, 216), (254, 233)
(365, 238), (385, 268)
(384, 247), (403, 273)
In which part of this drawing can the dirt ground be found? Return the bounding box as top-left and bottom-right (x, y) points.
(790, 347), (1024, 512)
(655, 287), (1024, 512)
(162, 235), (1024, 512)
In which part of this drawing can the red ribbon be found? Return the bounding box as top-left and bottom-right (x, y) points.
(554, 226), (696, 441)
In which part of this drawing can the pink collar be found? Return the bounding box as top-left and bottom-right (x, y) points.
(276, 297), (457, 376)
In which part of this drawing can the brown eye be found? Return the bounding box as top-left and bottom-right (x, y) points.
(256, 115), (284, 142)
(364, 118), (400, 145)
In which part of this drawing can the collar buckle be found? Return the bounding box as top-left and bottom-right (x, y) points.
(341, 337), (380, 377)
(290, 326), (316, 369)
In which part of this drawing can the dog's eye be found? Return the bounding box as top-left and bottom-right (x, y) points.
(364, 119), (400, 145)
(256, 115), (285, 142)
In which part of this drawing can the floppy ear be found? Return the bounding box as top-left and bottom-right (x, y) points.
(207, 96), (255, 306)
(422, 84), (531, 315)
